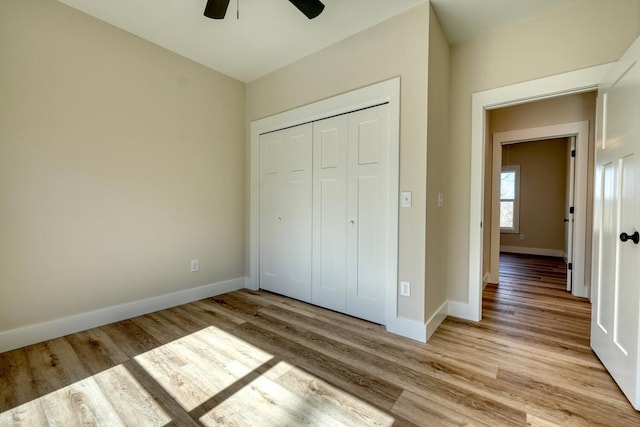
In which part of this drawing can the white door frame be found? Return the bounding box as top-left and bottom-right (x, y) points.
(490, 121), (590, 299)
(248, 78), (402, 331)
(464, 64), (612, 322)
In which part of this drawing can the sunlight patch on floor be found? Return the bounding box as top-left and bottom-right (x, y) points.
(1, 325), (395, 426)
(134, 325), (274, 412)
(0, 364), (171, 426)
(203, 361), (395, 426)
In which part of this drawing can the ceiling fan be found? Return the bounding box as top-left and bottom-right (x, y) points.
(204, 0), (325, 20)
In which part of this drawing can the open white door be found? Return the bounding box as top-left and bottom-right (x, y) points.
(591, 35), (640, 410)
(565, 136), (576, 292)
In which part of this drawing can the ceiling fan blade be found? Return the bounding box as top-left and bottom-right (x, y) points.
(204, 0), (230, 19)
(289, 0), (325, 19)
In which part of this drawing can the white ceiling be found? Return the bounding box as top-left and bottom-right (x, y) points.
(57, 0), (574, 83)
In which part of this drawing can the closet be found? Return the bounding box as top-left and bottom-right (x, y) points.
(259, 104), (389, 324)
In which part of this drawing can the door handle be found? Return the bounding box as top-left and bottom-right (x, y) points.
(563, 218), (569, 223)
(619, 231), (639, 244)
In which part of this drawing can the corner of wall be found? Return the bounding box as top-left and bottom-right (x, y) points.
(425, 0), (451, 323)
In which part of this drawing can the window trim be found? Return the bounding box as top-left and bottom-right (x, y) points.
(500, 165), (520, 234)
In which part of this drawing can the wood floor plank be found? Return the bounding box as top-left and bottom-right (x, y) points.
(130, 312), (188, 345)
(120, 359), (199, 427)
(25, 337), (91, 396)
(39, 376), (124, 427)
(275, 366), (397, 427)
(391, 389), (492, 427)
(99, 319), (162, 358)
(93, 364), (172, 427)
(65, 327), (129, 375)
(0, 397), (48, 426)
(0, 348), (39, 413)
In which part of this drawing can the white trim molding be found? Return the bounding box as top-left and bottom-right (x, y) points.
(249, 78), (403, 338)
(0, 277), (245, 353)
(386, 317), (428, 343)
(462, 64), (612, 322)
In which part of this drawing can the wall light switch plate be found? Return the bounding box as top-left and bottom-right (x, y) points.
(400, 281), (411, 297)
(191, 259), (199, 272)
(437, 192), (444, 208)
(401, 192), (412, 208)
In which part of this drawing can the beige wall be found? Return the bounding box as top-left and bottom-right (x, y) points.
(448, 0), (640, 302)
(486, 92), (596, 278)
(425, 5), (450, 316)
(247, 3), (430, 322)
(0, 0), (246, 332)
(500, 138), (568, 252)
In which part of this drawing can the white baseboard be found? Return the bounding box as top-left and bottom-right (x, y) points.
(447, 300), (480, 321)
(386, 316), (427, 343)
(425, 301), (448, 341)
(0, 277), (245, 354)
(501, 246), (564, 258)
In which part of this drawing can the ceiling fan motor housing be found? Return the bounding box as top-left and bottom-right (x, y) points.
(289, 0), (325, 19)
(204, 0), (325, 20)
(204, 0), (230, 19)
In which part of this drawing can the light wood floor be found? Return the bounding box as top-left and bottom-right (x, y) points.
(2, 253), (639, 426)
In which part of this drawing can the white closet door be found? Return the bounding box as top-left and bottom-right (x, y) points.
(259, 124), (312, 302)
(259, 130), (285, 295)
(312, 115), (348, 312)
(346, 104), (390, 324)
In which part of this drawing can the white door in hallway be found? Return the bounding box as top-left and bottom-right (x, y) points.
(565, 136), (576, 292)
(591, 35), (640, 410)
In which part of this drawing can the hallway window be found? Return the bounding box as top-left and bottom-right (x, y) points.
(500, 165), (520, 233)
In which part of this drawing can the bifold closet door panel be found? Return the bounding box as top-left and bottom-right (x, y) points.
(259, 124), (312, 302)
(259, 130), (285, 295)
(346, 104), (390, 324)
(312, 115), (348, 312)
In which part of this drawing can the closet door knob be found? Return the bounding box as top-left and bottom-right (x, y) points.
(277, 216), (282, 222)
(350, 220), (355, 225)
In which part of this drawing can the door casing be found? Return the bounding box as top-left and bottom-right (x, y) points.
(456, 64), (612, 322)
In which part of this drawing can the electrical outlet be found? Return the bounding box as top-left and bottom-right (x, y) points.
(400, 281), (411, 297)
(190, 259), (199, 272)
(519, 233), (525, 240)
(437, 192), (444, 208)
